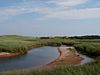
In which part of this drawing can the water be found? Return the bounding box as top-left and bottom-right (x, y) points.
(80, 54), (94, 65)
(0, 46), (94, 72)
(0, 46), (59, 72)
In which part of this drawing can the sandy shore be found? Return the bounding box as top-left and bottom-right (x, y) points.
(0, 52), (21, 58)
(39, 47), (83, 70)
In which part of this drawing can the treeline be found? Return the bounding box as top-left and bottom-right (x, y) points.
(69, 35), (100, 39)
(1, 35), (100, 39)
(40, 36), (67, 39)
(40, 35), (100, 39)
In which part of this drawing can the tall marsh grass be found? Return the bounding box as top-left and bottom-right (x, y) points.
(0, 35), (100, 75)
(74, 43), (100, 57)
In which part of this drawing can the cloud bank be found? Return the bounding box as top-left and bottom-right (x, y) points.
(0, 0), (100, 22)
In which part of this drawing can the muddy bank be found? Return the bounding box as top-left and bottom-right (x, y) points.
(0, 52), (21, 58)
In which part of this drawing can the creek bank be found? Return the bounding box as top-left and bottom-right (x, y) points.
(0, 52), (21, 58)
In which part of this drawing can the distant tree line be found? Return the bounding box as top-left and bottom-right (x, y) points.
(40, 35), (100, 39)
(69, 35), (100, 39)
(40, 36), (67, 39)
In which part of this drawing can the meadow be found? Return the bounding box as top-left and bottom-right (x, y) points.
(0, 35), (100, 75)
(0, 35), (76, 54)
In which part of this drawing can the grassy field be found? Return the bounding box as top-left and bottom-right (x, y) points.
(0, 35), (100, 75)
(0, 35), (38, 54)
(0, 35), (77, 54)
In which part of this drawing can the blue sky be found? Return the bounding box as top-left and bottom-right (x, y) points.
(0, 0), (100, 36)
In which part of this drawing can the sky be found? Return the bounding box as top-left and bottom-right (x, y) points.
(0, 0), (100, 36)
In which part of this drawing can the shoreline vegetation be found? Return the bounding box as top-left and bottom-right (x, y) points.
(0, 35), (100, 75)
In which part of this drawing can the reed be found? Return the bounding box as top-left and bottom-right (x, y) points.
(0, 35), (100, 75)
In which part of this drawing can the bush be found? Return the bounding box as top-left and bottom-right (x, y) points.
(74, 43), (100, 57)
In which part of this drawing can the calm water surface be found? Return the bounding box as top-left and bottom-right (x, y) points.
(0, 46), (94, 72)
(0, 46), (59, 72)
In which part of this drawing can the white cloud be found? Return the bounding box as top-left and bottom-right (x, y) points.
(0, 0), (100, 22)
(0, 7), (48, 16)
(0, 0), (89, 16)
(43, 8), (100, 20)
(0, 6), (49, 22)
(49, 0), (89, 7)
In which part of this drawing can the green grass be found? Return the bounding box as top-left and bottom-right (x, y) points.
(74, 43), (100, 57)
(0, 38), (33, 54)
(0, 60), (100, 75)
(0, 35), (77, 54)
(0, 35), (100, 75)
(0, 35), (41, 54)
